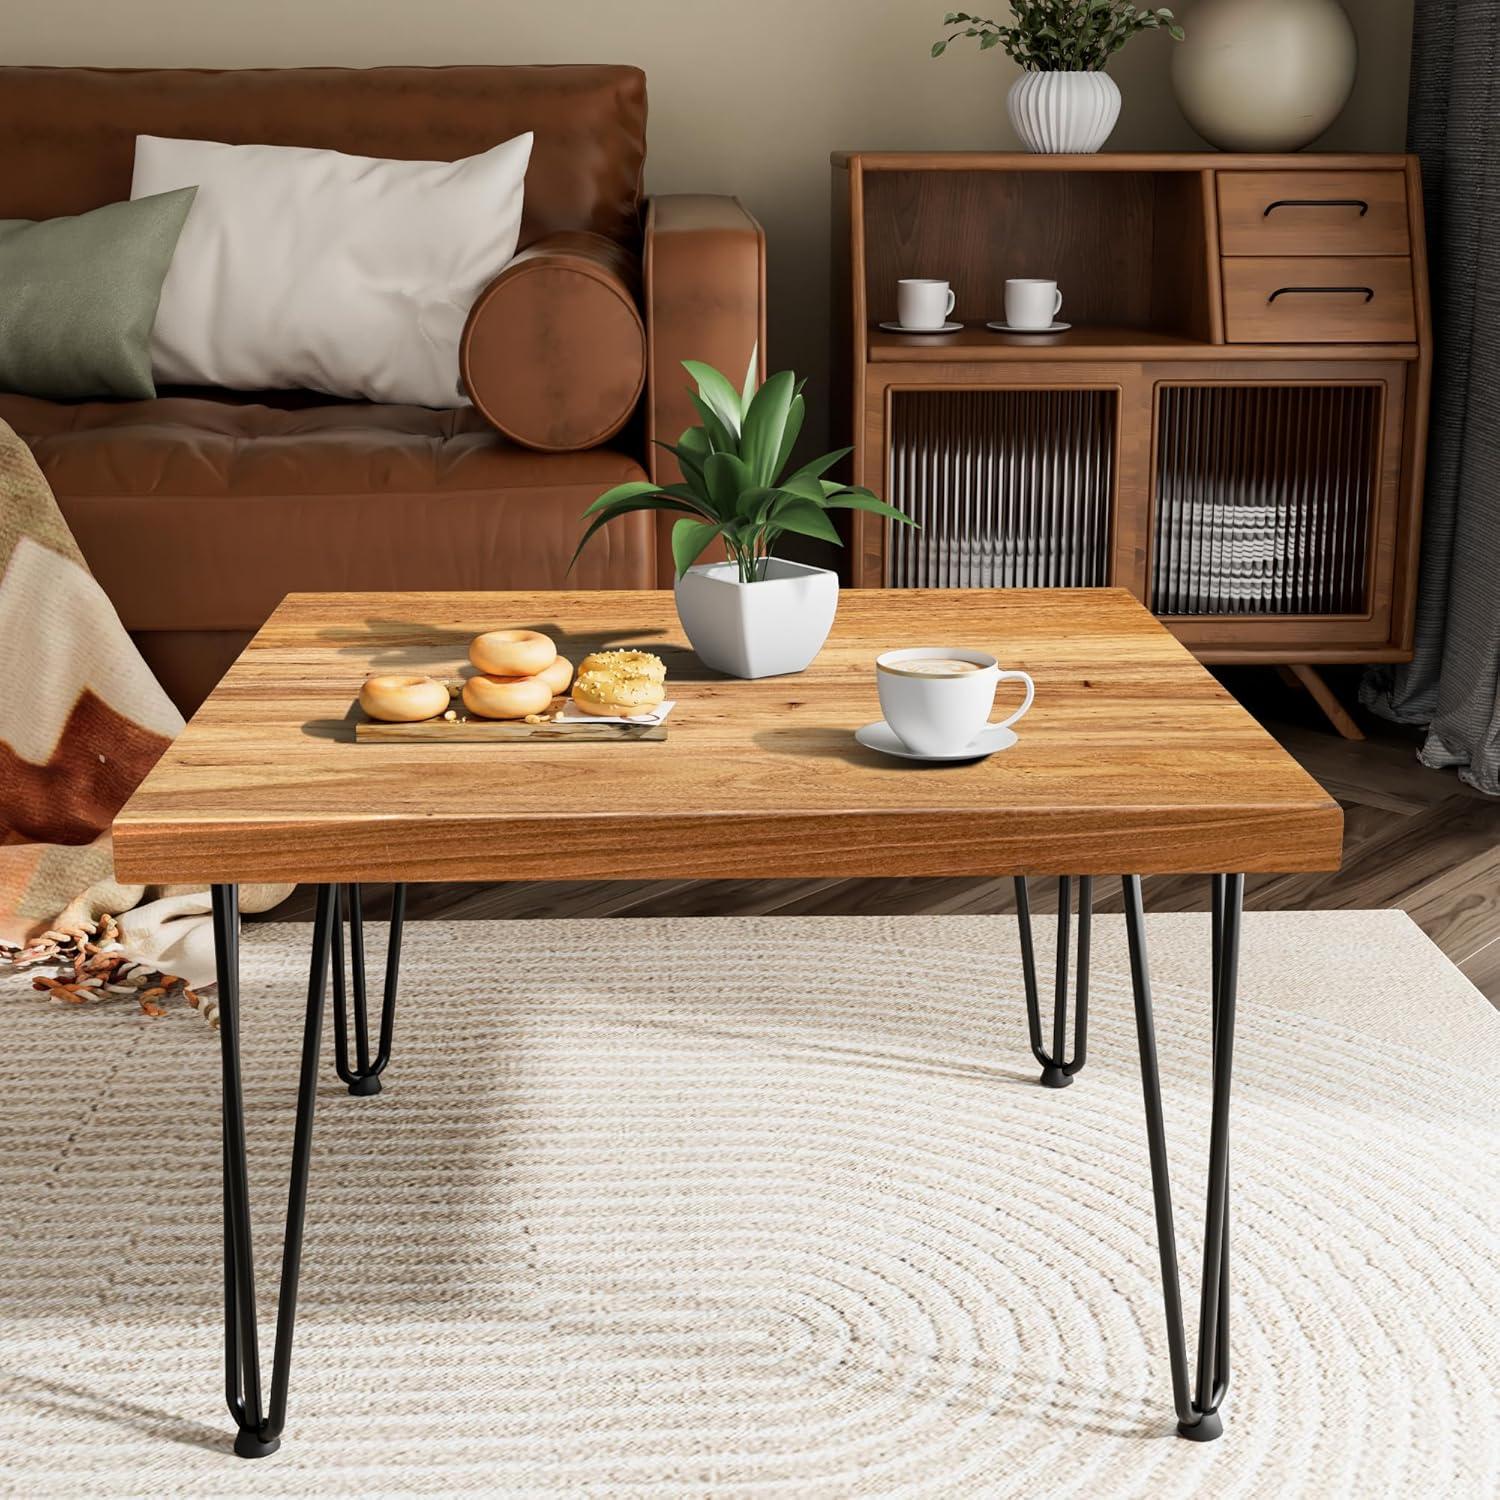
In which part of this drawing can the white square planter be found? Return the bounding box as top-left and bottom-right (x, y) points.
(674, 558), (840, 679)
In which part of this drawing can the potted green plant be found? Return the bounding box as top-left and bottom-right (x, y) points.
(574, 352), (914, 678)
(933, 3), (1184, 154)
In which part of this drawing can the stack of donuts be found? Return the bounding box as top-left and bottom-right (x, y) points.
(357, 631), (668, 724)
(462, 629), (573, 719)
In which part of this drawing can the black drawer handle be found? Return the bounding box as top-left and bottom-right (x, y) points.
(1267, 285), (1376, 304)
(1263, 197), (1369, 217)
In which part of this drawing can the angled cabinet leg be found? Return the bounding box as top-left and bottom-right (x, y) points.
(1014, 875), (1092, 1087)
(215, 882), (337, 1458)
(330, 883), (406, 1096)
(1123, 872), (1242, 1441)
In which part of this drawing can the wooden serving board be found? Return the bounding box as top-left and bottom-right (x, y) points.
(352, 679), (668, 743)
(354, 717), (666, 743)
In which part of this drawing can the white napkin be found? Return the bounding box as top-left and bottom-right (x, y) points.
(556, 700), (676, 726)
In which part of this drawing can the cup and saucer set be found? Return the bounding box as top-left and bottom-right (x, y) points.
(855, 647), (1035, 763)
(878, 277), (1071, 337)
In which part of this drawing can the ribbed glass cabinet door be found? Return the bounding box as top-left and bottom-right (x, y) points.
(887, 389), (1116, 589)
(1151, 384), (1380, 617)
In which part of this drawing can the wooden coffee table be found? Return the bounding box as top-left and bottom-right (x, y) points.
(113, 588), (1341, 1458)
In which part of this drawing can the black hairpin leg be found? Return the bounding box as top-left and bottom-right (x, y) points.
(214, 881), (337, 1459)
(1124, 872), (1242, 1441)
(330, 883), (406, 1096)
(1014, 875), (1092, 1088)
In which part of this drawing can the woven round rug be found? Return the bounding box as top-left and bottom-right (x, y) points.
(2, 909), (1496, 1498)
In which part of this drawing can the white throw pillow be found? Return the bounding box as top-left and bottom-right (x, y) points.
(131, 132), (533, 407)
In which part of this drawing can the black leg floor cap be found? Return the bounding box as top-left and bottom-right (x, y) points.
(1177, 1411), (1223, 1442)
(234, 1428), (281, 1459)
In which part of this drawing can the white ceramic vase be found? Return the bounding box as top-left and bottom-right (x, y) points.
(1007, 70), (1121, 154)
(674, 558), (839, 679)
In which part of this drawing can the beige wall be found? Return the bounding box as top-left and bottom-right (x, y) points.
(3, 0), (1413, 433)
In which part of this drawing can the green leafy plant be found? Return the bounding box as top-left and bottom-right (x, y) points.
(932, 3), (1183, 70)
(573, 351), (915, 584)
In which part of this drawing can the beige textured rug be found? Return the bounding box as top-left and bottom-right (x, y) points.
(2, 910), (1497, 1499)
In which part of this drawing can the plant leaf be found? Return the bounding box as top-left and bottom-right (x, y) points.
(784, 446), (853, 487)
(654, 438), (706, 488)
(655, 481), (715, 510)
(777, 471), (828, 505)
(682, 360), (743, 438)
(571, 498), (701, 572)
(769, 498), (843, 546)
(735, 485), (783, 523)
(822, 492), (920, 527)
(739, 342), (759, 415)
(671, 517), (725, 578)
(770, 392), (806, 482)
(703, 451), (753, 520)
(741, 370), (796, 486)
(581, 480), (665, 517)
(685, 392), (737, 455)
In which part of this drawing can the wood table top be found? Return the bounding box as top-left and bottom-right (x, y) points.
(112, 589), (1342, 885)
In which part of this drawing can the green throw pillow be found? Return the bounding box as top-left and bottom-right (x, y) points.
(0, 187), (196, 401)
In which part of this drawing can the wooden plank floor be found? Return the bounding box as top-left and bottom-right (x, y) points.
(254, 667), (1500, 1005)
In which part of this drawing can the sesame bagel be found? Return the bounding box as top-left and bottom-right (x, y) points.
(571, 668), (667, 718)
(577, 649), (666, 685)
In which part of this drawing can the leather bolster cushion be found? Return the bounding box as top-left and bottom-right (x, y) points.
(461, 231), (646, 452)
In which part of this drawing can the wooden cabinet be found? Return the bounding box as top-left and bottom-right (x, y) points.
(831, 152), (1431, 669)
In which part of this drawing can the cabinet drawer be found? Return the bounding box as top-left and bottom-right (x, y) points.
(1218, 171), (1410, 256)
(1223, 257), (1416, 343)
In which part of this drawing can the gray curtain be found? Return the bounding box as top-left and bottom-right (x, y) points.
(1360, 0), (1500, 795)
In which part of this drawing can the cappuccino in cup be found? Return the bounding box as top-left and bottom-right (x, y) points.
(883, 658), (983, 677)
(876, 647), (1036, 756)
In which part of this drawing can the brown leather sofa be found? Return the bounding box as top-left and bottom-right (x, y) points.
(0, 66), (765, 713)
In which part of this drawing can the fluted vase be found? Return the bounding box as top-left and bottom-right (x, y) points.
(1006, 70), (1121, 154)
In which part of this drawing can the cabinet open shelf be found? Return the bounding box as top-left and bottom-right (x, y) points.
(867, 325), (1419, 362)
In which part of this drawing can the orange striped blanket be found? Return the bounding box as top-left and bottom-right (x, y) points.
(1, 420), (285, 1013)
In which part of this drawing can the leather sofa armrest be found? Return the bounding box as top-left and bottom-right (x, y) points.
(643, 194), (767, 584)
(461, 230), (647, 452)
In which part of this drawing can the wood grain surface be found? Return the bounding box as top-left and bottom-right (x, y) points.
(1216, 170), (1410, 258)
(1222, 256), (1416, 343)
(112, 589), (1342, 885)
(864, 327), (1419, 363)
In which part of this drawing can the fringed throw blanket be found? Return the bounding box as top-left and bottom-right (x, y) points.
(0, 419), (285, 1016)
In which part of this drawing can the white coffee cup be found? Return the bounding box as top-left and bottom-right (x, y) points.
(875, 647), (1035, 756)
(1004, 278), (1063, 330)
(897, 278), (956, 330)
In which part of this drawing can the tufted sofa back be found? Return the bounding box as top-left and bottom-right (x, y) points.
(0, 64), (648, 248)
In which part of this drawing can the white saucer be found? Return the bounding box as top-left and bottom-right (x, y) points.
(878, 320), (963, 335)
(985, 320), (1071, 334)
(855, 719), (1018, 762)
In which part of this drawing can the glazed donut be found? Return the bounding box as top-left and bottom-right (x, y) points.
(359, 673), (450, 723)
(536, 654), (574, 695)
(462, 673), (554, 720)
(578, 649), (666, 685)
(469, 629), (556, 678)
(571, 668), (667, 718)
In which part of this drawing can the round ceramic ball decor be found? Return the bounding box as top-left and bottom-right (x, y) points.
(1171, 0), (1358, 151)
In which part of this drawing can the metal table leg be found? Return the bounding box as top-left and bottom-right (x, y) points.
(213, 881), (406, 1458)
(1014, 875), (1092, 1088)
(1123, 872), (1242, 1440)
(331, 883), (406, 1096)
